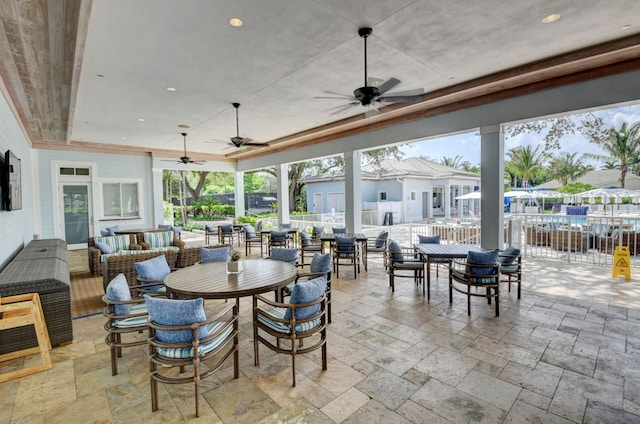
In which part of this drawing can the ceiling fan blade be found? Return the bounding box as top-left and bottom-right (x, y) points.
(378, 95), (423, 103)
(380, 87), (425, 98)
(314, 95), (355, 100)
(329, 103), (359, 116)
(364, 108), (379, 118)
(377, 77), (401, 95)
(242, 141), (265, 146)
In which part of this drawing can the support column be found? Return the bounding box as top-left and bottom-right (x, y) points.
(444, 183), (451, 219)
(152, 168), (164, 226)
(344, 151), (362, 232)
(234, 171), (245, 219)
(480, 125), (504, 249)
(276, 164), (290, 225)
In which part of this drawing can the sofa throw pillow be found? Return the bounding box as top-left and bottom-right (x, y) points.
(95, 241), (114, 254)
(498, 246), (521, 265)
(100, 230), (111, 237)
(145, 296), (207, 343)
(418, 235), (441, 244)
(375, 231), (389, 248)
(106, 273), (132, 315)
(200, 246), (230, 263)
(310, 252), (332, 273)
(467, 249), (499, 276)
(388, 240), (404, 262)
(135, 255), (171, 284)
(285, 276), (327, 320)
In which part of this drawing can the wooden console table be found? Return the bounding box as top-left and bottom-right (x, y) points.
(0, 293), (52, 382)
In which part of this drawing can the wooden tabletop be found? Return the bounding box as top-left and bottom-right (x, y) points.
(164, 259), (297, 300)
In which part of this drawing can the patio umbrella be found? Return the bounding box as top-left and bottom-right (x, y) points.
(455, 191), (482, 200)
(575, 187), (640, 214)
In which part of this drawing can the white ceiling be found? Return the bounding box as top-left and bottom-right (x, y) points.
(2, 0), (640, 163)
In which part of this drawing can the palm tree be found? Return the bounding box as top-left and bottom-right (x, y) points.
(548, 152), (594, 186)
(586, 122), (640, 188)
(439, 155), (469, 170)
(600, 159), (619, 169)
(505, 145), (549, 188)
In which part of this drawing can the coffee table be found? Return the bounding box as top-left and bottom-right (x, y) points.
(164, 259), (297, 309)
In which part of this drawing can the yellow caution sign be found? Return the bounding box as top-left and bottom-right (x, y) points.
(612, 246), (631, 280)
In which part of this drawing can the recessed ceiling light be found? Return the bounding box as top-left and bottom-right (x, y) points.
(121, 136), (128, 140)
(138, 118), (145, 122)
(621, 24), (632, 31)
(542, 13), (561, 24)
(178, 124), (191, 129)
(166, 86), (177, 92)
(228, 17), (243, 27)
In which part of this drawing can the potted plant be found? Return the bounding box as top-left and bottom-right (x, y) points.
(227, 249), (243, 274)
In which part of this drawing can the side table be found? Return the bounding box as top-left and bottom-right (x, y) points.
(0, 293), (52, 382)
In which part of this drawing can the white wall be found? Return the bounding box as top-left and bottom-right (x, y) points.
(0, 91), (35, 268)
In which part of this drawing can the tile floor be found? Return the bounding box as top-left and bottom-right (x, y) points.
(3, 236), (640, 423)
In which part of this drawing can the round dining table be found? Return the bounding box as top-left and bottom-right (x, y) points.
(164, 259), (297, 308)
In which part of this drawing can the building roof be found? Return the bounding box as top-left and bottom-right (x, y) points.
(535, 169), (640, 190)
(301, 157), (479, 183)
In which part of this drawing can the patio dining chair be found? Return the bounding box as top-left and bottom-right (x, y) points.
(219, 224), (240, 246)
(299, 230), (322, 264)
(283, 252), (332, 322)
(146, 296), (239, 418)
(364, 230), (388, 271)
(135, 254), (173, 295)
(333, 235), (360, 279)
(268, 230), (289, 256)
(417, 234), (448, 277)
(386, 240), (425, 295)
(449, 249), (500, 316)
(243, 224), (263, 257)
(498, 246), (521, 299)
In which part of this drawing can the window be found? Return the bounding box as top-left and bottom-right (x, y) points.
(410, 191), (417, 201)
(379, 192), (387, 201)
(101, 180), (141, 219)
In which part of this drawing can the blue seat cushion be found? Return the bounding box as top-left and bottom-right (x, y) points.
(258, 307), (321, 334)
(200, 246), (230, 263)
(312, 226), (324, 237)
(220, 224), (233, 233)
(135, 255), (171, 283)
(205, 224), (215, 232)
(498, 246), (521, 265)
(106, 273), (131, 315)
(145, 296), (207, 343)
(285, 276), (327, 320)
(335, 236), (356, 253)
(300, 231), (311, 246)
(332, 227), (348, 234)
(310, 253), (332, 273)
(270, 230), (288, 241)
(467, 249), (499, 276)
(418, 235), (441, 244)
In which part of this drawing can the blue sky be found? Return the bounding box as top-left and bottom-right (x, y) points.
(399, 102), (640, 168)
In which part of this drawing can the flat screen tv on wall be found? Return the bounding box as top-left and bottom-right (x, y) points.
(3, 150), (21, 211)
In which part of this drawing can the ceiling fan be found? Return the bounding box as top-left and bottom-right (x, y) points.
(227, 102), (264, 148)
(162, 132), (205, 165)
(315, 27), (424, 116)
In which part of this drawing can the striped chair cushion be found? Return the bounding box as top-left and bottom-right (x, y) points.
(113, 304), (148, 328)
(144, 231), (174, 248)
(156, 321), (233, 358)
(257, 306), (321, 334)
(95, 235), (130, 252)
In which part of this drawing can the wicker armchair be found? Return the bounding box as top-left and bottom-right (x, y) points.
(88, 235), (140, 276)
(102, 250), (178, 292)
(136, 231), (185, 251)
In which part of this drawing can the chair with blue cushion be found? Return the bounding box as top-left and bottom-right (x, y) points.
(252, 276), (328, 386)
(286, 252), (332, 322)
(269, 247), (298, 264)
(364, 230), (388, 271)
(146, 296), (239, 418)
(243, 224), (263, 257)
(333, 235), (360, 279)
(498, 246), (522, 299)
(386, 240), (425, 296)
(331, 226), (348, 234)
(218, 224), (240, 247)
(417, 234), (448, 277)
(102, 273), (149, 376)
(135, 254), (173, 295)
(311, 225), (325, 240)
(299, 230), (322, 264)
(449, 249), (500, 316)
(204, 224), (217, 244)
(268, 230), (289, 256)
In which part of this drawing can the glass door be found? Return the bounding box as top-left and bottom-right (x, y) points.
(60, 184), (92, 249)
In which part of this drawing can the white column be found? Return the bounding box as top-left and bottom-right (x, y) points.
(152, 168), (164, 227)
(234, 171), (245, 219)
(276, 164), (290, 225)
(480, 125), (504, 249)
(344, 151), (362, 232)
(444, 183), (451, 219)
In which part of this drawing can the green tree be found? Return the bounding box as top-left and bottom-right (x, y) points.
(601, 159), (619, 169)
(439, 155), (470, 170)
(560, 182), (593, 195)
(585, 122), (640, 188)
(505, 145), (550, 187)
(548, 152), (594, 186)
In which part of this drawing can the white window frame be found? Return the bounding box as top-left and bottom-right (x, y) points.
(99, 178), (143, 221)
(379, 191), (387, 201)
